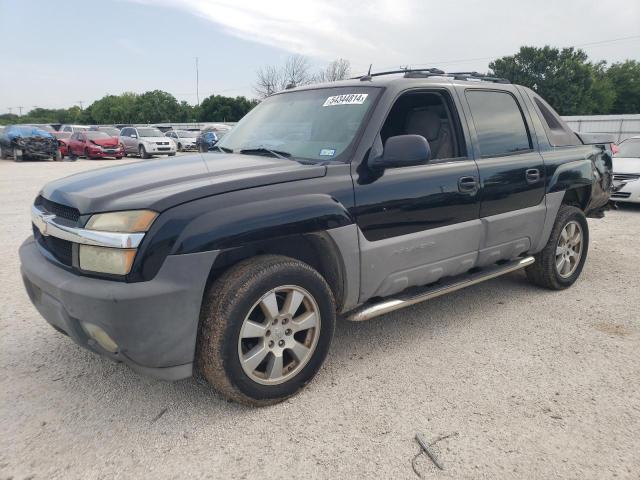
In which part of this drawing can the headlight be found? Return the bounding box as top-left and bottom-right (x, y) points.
(79, 245), (137, 275)
(80, 210), (157, 275)
(86, 210), (157, 233)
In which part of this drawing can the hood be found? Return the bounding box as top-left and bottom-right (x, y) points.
(41, 153), (326, 214)
(612, 157), (640, 174)
(91, 137), (119, 147)
(140, 136), (171, 143)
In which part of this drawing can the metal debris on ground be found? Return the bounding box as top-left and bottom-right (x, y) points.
(411, 432), (459, 477)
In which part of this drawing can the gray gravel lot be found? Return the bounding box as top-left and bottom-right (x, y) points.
(1, 157), (639, 480)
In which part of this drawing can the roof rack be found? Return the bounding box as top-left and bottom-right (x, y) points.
(354, 68), (510, 84)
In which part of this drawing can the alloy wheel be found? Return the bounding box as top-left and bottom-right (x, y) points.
(237, 285), (320, 385)
(555, 220), (583, 278)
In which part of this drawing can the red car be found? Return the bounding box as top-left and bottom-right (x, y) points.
(53, 131), (71, 159)
(68, 131), (124, 159)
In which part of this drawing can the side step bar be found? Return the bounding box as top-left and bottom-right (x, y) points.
(345, 256), (535, 322)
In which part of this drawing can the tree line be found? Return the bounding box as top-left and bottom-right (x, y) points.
(0, 91), (258, 126)
(1, 46), (638, 126)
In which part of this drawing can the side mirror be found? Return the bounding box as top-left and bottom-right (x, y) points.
(370, 134), (431, 169)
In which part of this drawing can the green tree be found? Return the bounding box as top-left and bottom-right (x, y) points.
(489, 46), (613, 115)
(198, 95), (257, 122)
(133, 90), (181, 123)
(607, 60), (640, 114)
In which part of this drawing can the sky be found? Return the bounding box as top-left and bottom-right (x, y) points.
(0, 0), (639, 112)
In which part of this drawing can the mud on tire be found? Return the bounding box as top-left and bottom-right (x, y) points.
(196, 254), (336, 406)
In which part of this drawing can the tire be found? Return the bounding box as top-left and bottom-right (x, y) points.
(177, 143), (182, 152)
(0, 145), (4, 159)
(168, 152), (176, 157)
(526, 205), (589, 290)
(196, 254), (336, 406)
(54, 150), (62, 161)
(139, 145), (150, 159)
(115, 156), (122, 160)
(84, 147), (92, 160)
(13, 147), (23, 162)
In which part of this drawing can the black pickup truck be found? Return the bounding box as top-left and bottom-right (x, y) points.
(20, 71), (612, 405)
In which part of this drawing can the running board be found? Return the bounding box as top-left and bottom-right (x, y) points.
(345, 256), (535, 322)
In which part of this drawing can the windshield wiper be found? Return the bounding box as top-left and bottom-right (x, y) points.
(239, 147), (292, 159)
(211, 145), (233, 153)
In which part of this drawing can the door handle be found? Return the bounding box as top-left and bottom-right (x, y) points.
(458, 176), (478, 193)
(526, 168), (541, 184)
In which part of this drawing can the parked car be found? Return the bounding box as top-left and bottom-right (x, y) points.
(196, 128), (219, 152)
(611, 136), (640, 204)
(89, 126), (121, 137)
(119, 126), (176, 158)
(21, 71), (612, 405)
(59, 124), (90, 134)
(68, 131), (124, 160)
(52, 131), (72, 159)
(0, 124), (59, 161)
(166, 130), (198, 151)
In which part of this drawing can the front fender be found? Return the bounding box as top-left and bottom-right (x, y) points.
(173, 194), (354, 253)
(129, 192), (354, 281)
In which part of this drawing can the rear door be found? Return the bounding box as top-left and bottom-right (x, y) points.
(461, 87), (546, 265)
(353, 88), (482, 300)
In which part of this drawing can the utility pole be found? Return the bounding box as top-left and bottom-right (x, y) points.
(196, 56), (200, 107)
(17, 106), (23, 116)
(8, 107), (12, 114)
(78, 100), (84, 110)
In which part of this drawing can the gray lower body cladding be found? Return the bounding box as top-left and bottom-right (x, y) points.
(19, 238), (218, 380)
(357, 192), (564, 300)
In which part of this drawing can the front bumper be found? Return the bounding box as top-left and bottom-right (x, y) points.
(19, 237), (218, 380)
(611, 177), (640, 203)
(88, 148), (123, 158)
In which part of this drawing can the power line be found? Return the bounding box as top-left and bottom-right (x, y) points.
(351, 34), (640, 76)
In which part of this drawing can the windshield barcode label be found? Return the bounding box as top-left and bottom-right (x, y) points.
(323, 94), (368, 107)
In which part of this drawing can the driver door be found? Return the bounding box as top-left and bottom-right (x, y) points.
(353, 89), (481, 300)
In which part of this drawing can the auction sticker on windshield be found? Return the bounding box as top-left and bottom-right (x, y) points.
(323, 94), (368, 107)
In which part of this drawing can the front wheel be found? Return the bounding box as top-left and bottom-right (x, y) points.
(139, 145), (150, 159)
(13, 147), (23, 162)
(196, 255), (336, 406)
(526, 205), (589, 290)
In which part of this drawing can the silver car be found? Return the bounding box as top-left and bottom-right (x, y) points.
(119, 126), (177, 159)
(166, 130), (198, 152)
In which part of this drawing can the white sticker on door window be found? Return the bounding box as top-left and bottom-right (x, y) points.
(322, 93), (368, 107)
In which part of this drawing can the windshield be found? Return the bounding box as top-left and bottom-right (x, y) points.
(137, 128), (164, 137)
(86, 131), (110, 139)
(176, 130), (196, 138)
(217, 87), (380, 162)
(98, 127), (120, 136)
(616, 139), (640, 158)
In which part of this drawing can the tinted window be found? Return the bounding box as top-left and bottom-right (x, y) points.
(533, 96), (580, 147)
(466, 90), (531, 157)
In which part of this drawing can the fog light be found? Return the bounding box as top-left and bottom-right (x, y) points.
(81, 322), (118, 353)
(79, 245), (136, 275)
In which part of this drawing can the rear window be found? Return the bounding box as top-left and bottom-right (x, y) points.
(466, 90), (532, 157)
(532, 96), (580, 147)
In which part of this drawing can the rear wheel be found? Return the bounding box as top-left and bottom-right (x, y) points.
(196, 255), (335, 406)
(526, 205), (589, 290)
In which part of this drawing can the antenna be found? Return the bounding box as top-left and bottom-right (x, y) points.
(359, 64), (373, 81)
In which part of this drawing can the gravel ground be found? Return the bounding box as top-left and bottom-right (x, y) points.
(1, 157), (639, 480)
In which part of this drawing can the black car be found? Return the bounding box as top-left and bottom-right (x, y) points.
(0, 124), (60, 162)
(20, 70), (612, 405)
